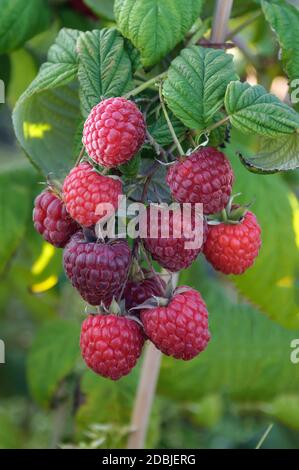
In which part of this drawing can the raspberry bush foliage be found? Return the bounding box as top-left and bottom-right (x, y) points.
(12, 0), (299, 379)
(1, 0), (299, 448)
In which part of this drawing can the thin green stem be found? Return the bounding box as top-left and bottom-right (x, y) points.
(202, 116), (230, 135)
(75, 145), (85, 166)
(140, 243), (166, 294)
(124, 72), (167, 99)
(188, 134), (197, 148)
(158, 82), (185, 157)
(168, 134), (187, 154)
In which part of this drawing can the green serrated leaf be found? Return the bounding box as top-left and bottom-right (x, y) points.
(0, 0), (51, 54)
(84, 0), (115, 20)
(262, 0), (299, 89)
(114, 0), (204, 67)
(123, 38), (142, 72)
(163, 46), (238, 130)
(18, 28), (80, 100)
(240, 133), (299, 172)
(12, 29), (82, 177)
(77, 28), (134, 116)
(27, 320), (80, 407)
(148, 110), (186, 146)
(225, 81), (299, 137)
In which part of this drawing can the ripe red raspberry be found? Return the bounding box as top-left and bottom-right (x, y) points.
(80, 314), (145, 380)
(142, 205), (207, 272)
(63, 162), (122, 227)
(203, 211), (262, 275)
(63, 232), (131, 305)
(141, 287), (210, 360)
(123, 272), (166, 311)
(33, 190), (78, 248)
(166, 147), (234, 215)
(83, 97), (146, 168)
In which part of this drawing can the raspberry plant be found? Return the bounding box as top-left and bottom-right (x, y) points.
(3, 0), (298, 449)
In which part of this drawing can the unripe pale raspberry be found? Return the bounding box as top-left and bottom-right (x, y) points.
(203, 211), (262, 274)
(143, 205), (207, 272)
(80, 314), (145, 380)
(63, 231), (131, 306)
(33, 190), (78, 248)
(62, 162), (122, 227)
(141, 287), (210, 360)
(83, 97), (146, 168)
(166, 147), (234, 215)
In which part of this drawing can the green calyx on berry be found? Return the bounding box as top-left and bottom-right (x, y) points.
(130, 281), (189, 311)
(86, 298), (125, 316)
(46, 174), (63, 197)
(207, 194), (253, 226)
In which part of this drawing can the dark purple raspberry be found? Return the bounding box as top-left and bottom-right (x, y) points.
(123, 271), (166, 311)
(63, 231), (131, 306)
(142, 205), (207, 272)
(33, 189), (78, 248)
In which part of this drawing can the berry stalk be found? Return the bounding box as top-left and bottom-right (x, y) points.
(124, 72), (168, 99)
(158, 82), (185, 157)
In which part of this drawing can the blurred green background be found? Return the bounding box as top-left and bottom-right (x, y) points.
(1, 0), (299, 449)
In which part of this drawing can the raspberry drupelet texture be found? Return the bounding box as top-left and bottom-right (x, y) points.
(166, 147), (234, 215)
(63, 232), (131, 306)
(143, 205), (207, 272)
(80, 314), (145, 380)
(83, 97), (146, 168)
(141, 287), (210, 360)
(123, 272), (166, 311)
(62, 162), (122, 227)
(203, 211), (262, 275)
(33, 190), (78, 248)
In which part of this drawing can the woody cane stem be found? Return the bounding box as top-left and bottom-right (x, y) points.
(127, 273), (177, 449)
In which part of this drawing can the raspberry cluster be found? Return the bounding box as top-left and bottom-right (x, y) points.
(83, 97), (146, 168)
(33, 97), (262, 381)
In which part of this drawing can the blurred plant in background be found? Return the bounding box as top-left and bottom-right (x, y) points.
(0, 0), (299, 449)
